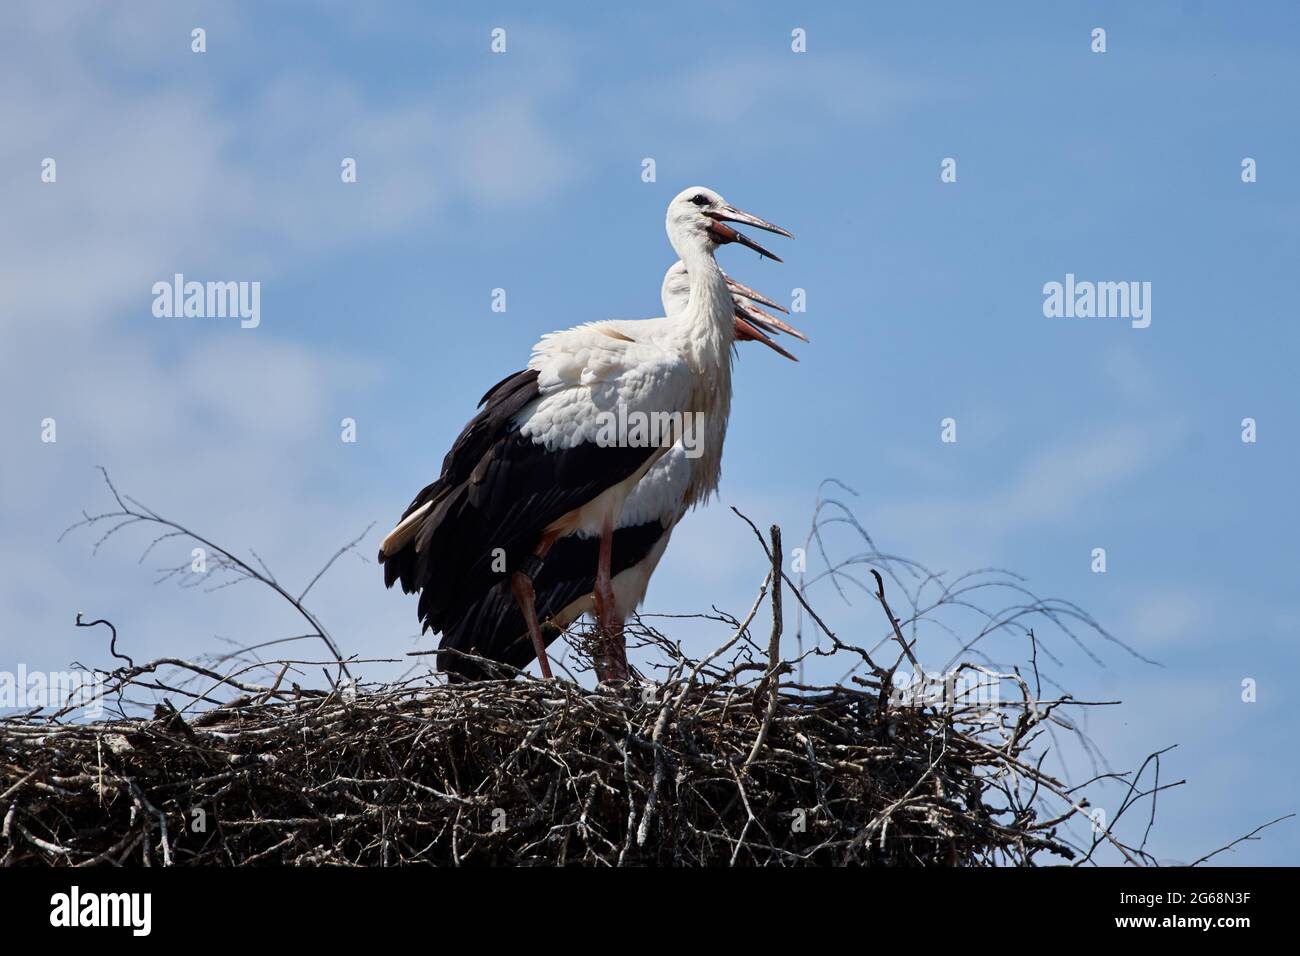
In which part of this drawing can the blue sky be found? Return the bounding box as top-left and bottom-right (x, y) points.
(2, 1), (1297, 864)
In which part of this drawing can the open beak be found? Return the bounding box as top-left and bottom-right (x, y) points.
(738, 300), (806, 345)
(734, 297), (808, 343)
(722, 273), (789, 314)
(707, 204), (793, 262)
(734, 313), (797, 361)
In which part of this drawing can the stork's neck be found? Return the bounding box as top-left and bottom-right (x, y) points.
(675, 243), (735, 371)
(672, 242), (734, 508)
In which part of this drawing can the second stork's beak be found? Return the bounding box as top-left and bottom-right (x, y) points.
(725, 275), (808, 343)
(734, 297), (809, 344)
(733, 299), (804, 361)
(707, 204), (793, 262)
(722, 273), (789, 314)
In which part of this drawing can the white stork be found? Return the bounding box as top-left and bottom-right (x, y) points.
(379, 186), (792, 683)
(430, 262), (807, 681)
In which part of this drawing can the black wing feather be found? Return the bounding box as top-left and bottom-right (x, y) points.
(439, 519), (668, 680)
(380, 368), (659, 647)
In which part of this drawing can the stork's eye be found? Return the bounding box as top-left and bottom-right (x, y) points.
(690, 194), (710, 206)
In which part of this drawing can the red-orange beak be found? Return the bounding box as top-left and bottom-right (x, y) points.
(733, 296), (808, 343)
(734, 314), (798, 361)
(722, 273), (789, 314)
(705, 203), (792, 262)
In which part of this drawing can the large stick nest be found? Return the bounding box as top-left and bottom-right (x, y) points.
(1, 647), (1075, 866)
(2, 473), (1200, 867)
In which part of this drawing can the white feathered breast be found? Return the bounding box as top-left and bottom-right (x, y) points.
(519, 322), (693, 451)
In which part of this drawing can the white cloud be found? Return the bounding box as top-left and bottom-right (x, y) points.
(877, 421), (1175, 568)
(0, 2), (581, 679)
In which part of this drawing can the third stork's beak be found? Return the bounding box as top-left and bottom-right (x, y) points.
(735, 297), (809, 343)
(707, 204), (793, 262)
(734, 314), (798, 361)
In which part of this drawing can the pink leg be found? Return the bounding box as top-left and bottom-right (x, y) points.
(592, 521), (628, 683)
(511, 532), (559, 680)
(511, 572), (551, 679)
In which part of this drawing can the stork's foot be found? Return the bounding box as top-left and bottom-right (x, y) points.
(593, 652), (629, 685)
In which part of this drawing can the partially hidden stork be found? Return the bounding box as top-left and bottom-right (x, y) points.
(379, 186), (792, 683)
(663, 260), (808, 361)
(431, 262), (807, 680)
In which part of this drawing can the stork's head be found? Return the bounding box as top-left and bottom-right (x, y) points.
(665, 186), (792, 263)
(660, 260), (691, 312)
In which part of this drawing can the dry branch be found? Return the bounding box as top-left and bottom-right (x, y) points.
(0, 642), (1084, 866)
(4, 472), (1281, 866)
